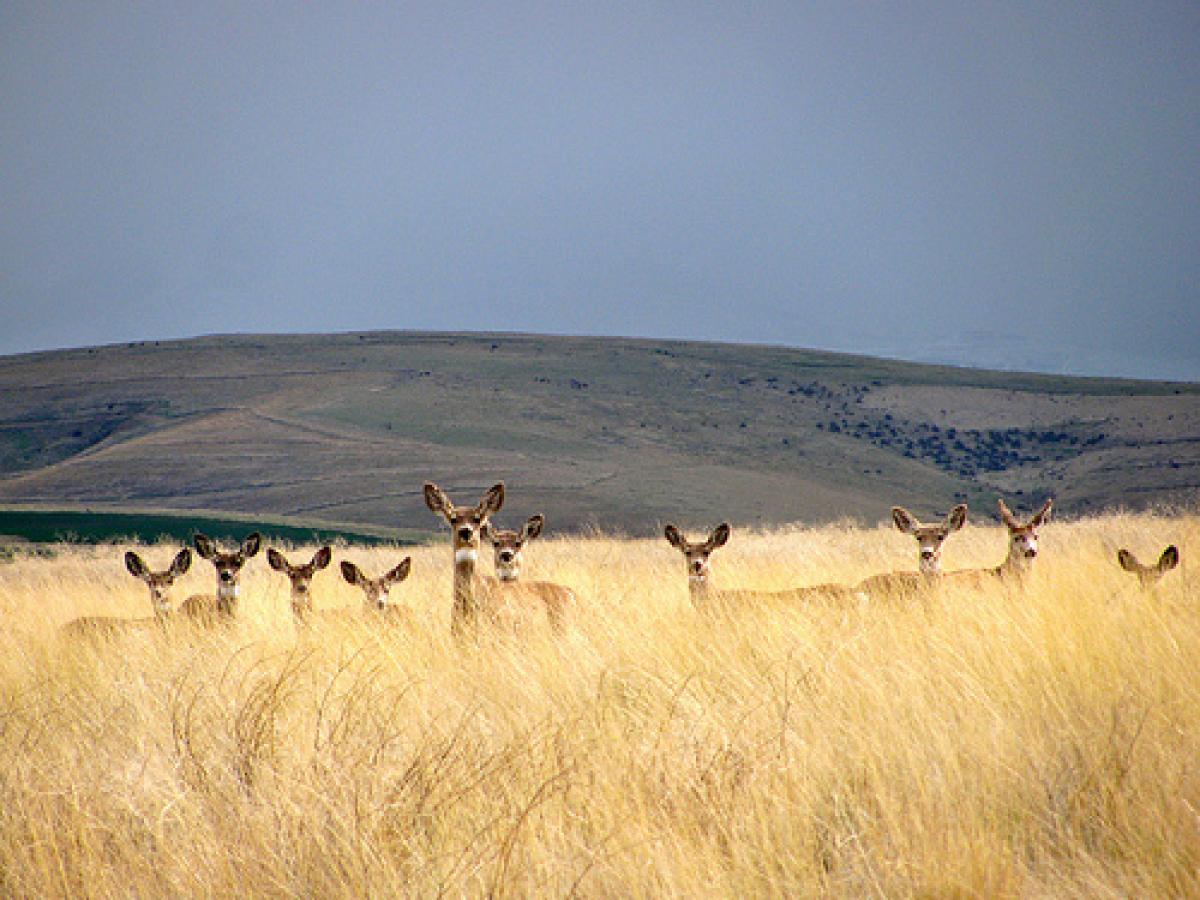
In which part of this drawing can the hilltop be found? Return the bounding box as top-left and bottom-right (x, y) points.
(0, 331), (1195, 536)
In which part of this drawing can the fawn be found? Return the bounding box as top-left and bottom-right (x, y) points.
(855, 504), (967, 597)
(267, 545), (332, 622)
(61, 547), (192, 637)
(187, 532), (262, 621)
(481, 514), (576, 629)
(664, 522), (856, 608)
(338, 557), (414, 624)
(1116, 545), (1179, 586)
(946, 498), (1052, 583)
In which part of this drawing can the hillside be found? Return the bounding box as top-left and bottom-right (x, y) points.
(0, 331), (1195, 535)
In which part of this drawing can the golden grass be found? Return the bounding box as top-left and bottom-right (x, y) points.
(0, 512), (1197, 897)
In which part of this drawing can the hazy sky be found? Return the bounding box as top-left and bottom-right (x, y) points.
(2, 2), (1198, 380)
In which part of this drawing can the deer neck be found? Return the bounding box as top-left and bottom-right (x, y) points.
(996, 547), (1032, 578)
(216, 580), (239, 616)
(918, 556), (941, 577)
(688, 575), (711, 606)
(453, 546), (481, 625)
(290, 589), (312, 621)
(147, 587), (172, 620)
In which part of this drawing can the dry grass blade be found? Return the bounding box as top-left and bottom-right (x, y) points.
(0, 513), (1195, 896)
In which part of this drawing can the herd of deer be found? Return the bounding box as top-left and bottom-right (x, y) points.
(60, 482), (1181, 638)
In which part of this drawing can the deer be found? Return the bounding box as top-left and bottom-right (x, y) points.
(186, 532), (262, 621)
(338, 557), (414, 624)
(481, 514), (576, 629)
(1116, 545), (1179, 587)
(423, 481), (505, 634)
(424, 481), (563, 634)
(266, 545), (332, 622)
(663, 522), (857, 609)
(62, 547), (194, 637)
(854, 503), (967, 597)
(945, 498), (1053, 584)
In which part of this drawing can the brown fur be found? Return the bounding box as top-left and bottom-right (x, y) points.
(61, 547), (192, 638)
(425, 482), (572, 633)
(267, 546), (332, 620)
(1117, 545), (1179, 586)
(664, 522), (856, 608)
(187, 532), (262, 620)
(946, 497), (1052, 583)
(855, 503), (968, 597)
(336, 557), (414, 625)
(482, 514), (575, 630)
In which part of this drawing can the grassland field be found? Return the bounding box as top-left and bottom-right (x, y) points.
(0, 509), (1196, 897)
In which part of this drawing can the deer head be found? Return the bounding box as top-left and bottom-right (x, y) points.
(482, 514), (545, 582)
(891, 503), (967, 575)
(664, 522), (730, 587)
(340, 558), (412, 610)
(1117, 545), (1179, 587)
(124, 548), (192, 617)
(997, 498), (1052, 571)
(423, 482), (505, 564)
(267, 546), (332, 618)
(193, 532), (262, 614)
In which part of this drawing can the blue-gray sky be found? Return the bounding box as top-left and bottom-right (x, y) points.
(2, 2), (1198, 380)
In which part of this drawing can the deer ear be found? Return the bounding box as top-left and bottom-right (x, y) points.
(945, 504), (968, 532)
(521, 514), (545, 542)
(193, 533), (217, 560)
(1117, 549), (1139, 573)
(708, 522), (731, 549)
(1030, 498), (1053, 527)
(241, 533), (262, 558)
(125, 551), (149, 579)
(664, 524), (685, 549)
(891, 507), (917, 534)
(387, 557), (412, 584)
(170, 548), (192, 577)
(480, 482), (505, 516)
(997, 499), (1020, 530)
(267, 548), (287, 572)
(1159, 545), (1180, 572)
(340, 561), (364, 586)
(424, 482), (451, 517)
(313, 546), (332, 570)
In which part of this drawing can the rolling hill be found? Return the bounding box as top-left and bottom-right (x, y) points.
(0, 331), (1195, 537)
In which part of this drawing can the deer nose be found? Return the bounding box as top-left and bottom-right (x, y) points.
(691, 561), (704, 573)
(220, 571), (233, 582)
(921, 548), (935, 559)
(499, 551), (514, 563)
(457, 526), (473, 541)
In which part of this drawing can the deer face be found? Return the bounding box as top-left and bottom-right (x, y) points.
(483, 514), (544, 582)
(267, 546), (332, 615)
(1117, 545), (1179, 587)
(664, 522), (730, 585)
(125, 548), (192, 617)
(891, 504), (967, 574)
(340, 558), (412, 610)
(997, 499), (1052, 569)
(423, 482), (505, 563)
(193, 532), (262, 613)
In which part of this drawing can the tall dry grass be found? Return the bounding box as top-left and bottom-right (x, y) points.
(0, 511), (1196, 898)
